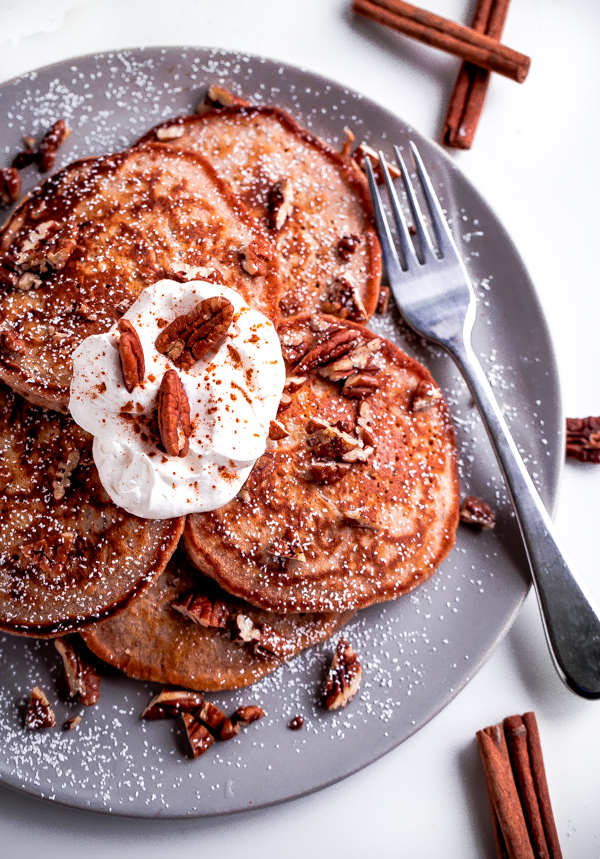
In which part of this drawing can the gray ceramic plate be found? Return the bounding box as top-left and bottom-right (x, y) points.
(0, 47), (562, 818)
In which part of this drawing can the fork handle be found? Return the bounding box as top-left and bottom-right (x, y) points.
(449, 338), (600, 698)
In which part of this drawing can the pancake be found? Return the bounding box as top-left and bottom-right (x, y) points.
(138, 106), (382, 320)
(81, 554), (353, 692)
(0, 382), (184, 637)
(184, 315), (459, 613)
(0, 143), (282, 411)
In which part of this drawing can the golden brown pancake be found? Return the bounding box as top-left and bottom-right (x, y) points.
(0, 144), (282, 411)
(184, 315), (459, 613)
(0, 382), (184, 637)
(138, 106), (382, 320)
(81, 554), (353, 691)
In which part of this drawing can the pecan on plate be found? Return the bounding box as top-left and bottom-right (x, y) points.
(323, 638), (362, 710)
(321, 277), (367, 322)
(12, 139), (38, 170)
(459, 496), (496, 530)
(196, 701), (227, 732)
(234, 705), (265, 725)
(64, 715), (82, 731)
(267, 178), (293, 230)
(566, 416), (600, 463)
(219, 718), (240, 741)
(411, 379), (442, 412)
(289, 715), (304, 731)
(38, 119), (71, 173)
(337, 234), (361, 262)
(118, 319), (145, 393)
(155, 296), (234, 370)
(158, 369), (191, 457)
(295, 327), (360, 373)
(54, 636), (100, 706)
(142, 689), (205, 720)
(172, 591), (231, 629)
(26, 686), (56, 730)
(182, 713), (215, 757)
(0, 167), (21, 206)
(352, 143), (400, 185)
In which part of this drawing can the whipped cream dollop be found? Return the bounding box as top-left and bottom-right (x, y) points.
(69, 279), (285, 519)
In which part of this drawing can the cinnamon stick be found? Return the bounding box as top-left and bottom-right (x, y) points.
(352, 0), (530, 83)
(443, 0), (512, 149)
(522, 712), (563, 859)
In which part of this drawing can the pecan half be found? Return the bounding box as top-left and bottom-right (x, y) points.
(142, 689), (205, 720)
(158, 369), (191, 457)
(309, 461), (350, 485)
(337, 234), (361, 261)
(322, 277), (367, 322)
(352, 142), (400, 184)
(172, 591), (232, 629)
(182, 713), (215, 757)
(12, 141), (38, 170)
(239, 243), (270, 277)
(38, 119), (71, 172)
(566, 416), (600, 463)
(155, 296), (234, 370)
(0, 167), (21, 206)
(20, 532), (74, 577)
(376, 285), (391, 315)
(411, 379), (442, 412)
(234, 705), (265, 725)
(341, 371), (380, 399)
(118, 319), (145, 393)
(267, 178), (294, 230)
(323, 639), (362, 710)
(318, 339), (381, 382)
(459, 496), (496, 530)
(54, 637), (100, 706)
(26, 686), (56, 730)
(295, 328), (359, 373)
(155, 124), (185, 141)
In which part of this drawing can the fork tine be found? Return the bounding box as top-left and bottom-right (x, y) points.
(378, 152), (417, 272)
(392, 145), (436, 264)
(408, 141), (458, 261)
(365, 157), (404, 288)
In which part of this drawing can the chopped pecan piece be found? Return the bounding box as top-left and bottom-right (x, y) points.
(340, 126), (355, 158)
(182, 713), (215, 758)
(15, 220), (78, 273)
(265, 528), (306, 563)
(306, 418), (360, 460)
(158, 369), (191, 457)
(341, 371), (380, 399)
(16, 272), (42, 291)
(63, 715), (82, 731)
(343, 508), (380, 528)
(142, 689), (204, 720)
(219, 717), (240, 741)
(20, 532), (74, 577)
(198, 84), (251, 112)
(337, 234), (361, 261)
(155, 124), (184, 140)
(459, 496), (496, 530)
(239, 243), (270, 277)
(289, 715), (304, 731)
(352, 142), (400, 184)
(197, 701), (227, 732)
(54, 636), (100, 706)
(26, 686), (56, 730)
(376, 285), (391, 315)
(268, 419), (289, 441)
(318, 338), (381, 382)
(0, 331), (28, 355)
(232, 613), (262, 645)
(285, 375), (306, 392)
(155, 296), (234, 370)
(234, 705), (265, 725)
(12, 142), (38, 170)
(267, 178), (294, 230)
(253, 623), (294, 660)
(0, 167), (21, 206)
(356, 401), (376, 447)
(277, 393), (292, 414)
(172, 591), (231, 629)
(323, 638), (362, 710)
(321, 276), (367, 322)
(341, 444), (374, 463)
(295, 328), (359, 373)
(38, 119), (71, 172)
(279, 330), (309, 364)
(309, 461), (350, 485)
(411, 379), (442, 412)
(566, 416), (600, 463)
(118, 319), (145, 393)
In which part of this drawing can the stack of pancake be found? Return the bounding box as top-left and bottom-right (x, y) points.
(0, 88), (459, 695)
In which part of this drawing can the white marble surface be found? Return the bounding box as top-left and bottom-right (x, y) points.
(1, 0), (599, 856)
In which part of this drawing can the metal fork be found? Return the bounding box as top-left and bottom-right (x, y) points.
(367, 142), (600, 699)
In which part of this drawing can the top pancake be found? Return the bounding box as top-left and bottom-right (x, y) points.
(138, 106), (382, 320)
(0, 144), (282, 411)
(184, 315), (459, 613)
(0, 381), (183, 638)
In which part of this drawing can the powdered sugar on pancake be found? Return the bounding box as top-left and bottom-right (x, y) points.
(69, 279), (285, 519)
